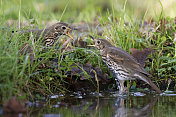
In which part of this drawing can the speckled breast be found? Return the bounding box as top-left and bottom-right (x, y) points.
(102, 56), (135, 81)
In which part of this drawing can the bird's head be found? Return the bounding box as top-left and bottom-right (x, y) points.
(89, 38), (113, 50)
(51, 22), (75, 39)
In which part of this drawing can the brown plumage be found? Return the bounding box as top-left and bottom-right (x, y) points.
(13, 22), (73, 47)
(91, 38), (161, 94)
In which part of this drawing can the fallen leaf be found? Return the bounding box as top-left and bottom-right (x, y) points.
(130, 48), (154, 67)
(3, 97), (27, 113)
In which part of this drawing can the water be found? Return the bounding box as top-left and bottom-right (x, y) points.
(1, 92), (176, 117)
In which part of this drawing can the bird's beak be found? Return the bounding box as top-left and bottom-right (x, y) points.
(87, 45), (95, 47)
(87, 39), (96, 47)
(66, 30), (73, 39)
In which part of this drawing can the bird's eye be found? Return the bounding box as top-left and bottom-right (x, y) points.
(97, 40), (101, 44)
(61, 26), (66, 30)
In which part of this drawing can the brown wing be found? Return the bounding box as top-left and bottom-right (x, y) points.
(107, 47), (152, 76)
(31, 29), (49, 40)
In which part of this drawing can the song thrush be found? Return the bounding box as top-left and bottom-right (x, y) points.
(89, 38), (162, 94)
(13, 22), (73, 47)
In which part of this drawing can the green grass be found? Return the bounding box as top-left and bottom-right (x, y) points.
(0, 0), (176, 100)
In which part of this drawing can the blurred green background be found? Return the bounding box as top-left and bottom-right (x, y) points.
(0, 0), (176, 24)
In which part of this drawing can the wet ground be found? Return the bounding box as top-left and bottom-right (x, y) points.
(1, 91), (176, 117)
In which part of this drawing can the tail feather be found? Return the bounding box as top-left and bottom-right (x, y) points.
(134, 73), (162, 94)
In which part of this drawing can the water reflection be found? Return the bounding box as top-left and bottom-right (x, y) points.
(1, 93), (176, 117)
(63, 94), (159, 117)
(113, 96), (158, 117)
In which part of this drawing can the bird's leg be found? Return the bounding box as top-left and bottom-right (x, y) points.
(115, 79), (126, 94)
(119, 80), (125, 94)
(115, 79), (121, 91)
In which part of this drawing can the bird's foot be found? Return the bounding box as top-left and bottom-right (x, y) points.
(117, 87), (128, 96)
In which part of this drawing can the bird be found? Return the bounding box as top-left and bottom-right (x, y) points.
(13, 22), (74, 47)
(89, 38), (162, 94)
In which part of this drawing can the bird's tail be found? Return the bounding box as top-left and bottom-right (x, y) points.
(134, 73), (162, 94)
